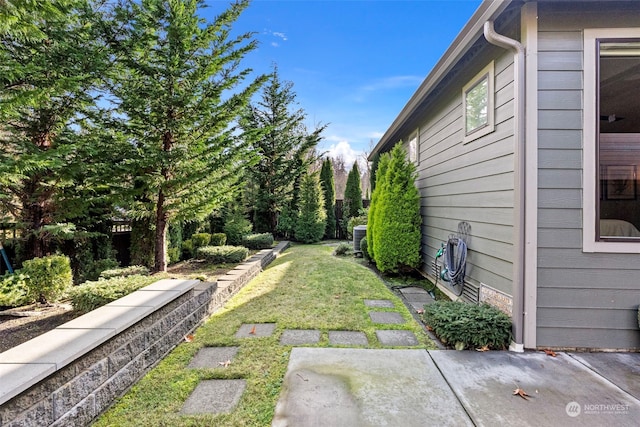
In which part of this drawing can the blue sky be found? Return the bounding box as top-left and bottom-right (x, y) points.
(203, 0), (482, 165)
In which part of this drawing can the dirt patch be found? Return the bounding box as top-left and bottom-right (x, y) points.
(0, 303), (82, 353)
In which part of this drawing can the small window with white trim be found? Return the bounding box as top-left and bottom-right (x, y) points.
(463, 61), (495, 143)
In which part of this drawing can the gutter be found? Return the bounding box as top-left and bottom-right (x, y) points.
(483, 21), (525, 353)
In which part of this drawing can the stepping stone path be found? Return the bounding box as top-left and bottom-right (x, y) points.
(376, 330), (420, 346)
(364, 299), (395, 308)
(188, 346), (239, 369)
(181, 379), (246, 415)
(369, 311), (405, 324)
(280, 329), (321, 345)
(328, 331), (369, 346)
(397, 286), (436, 312)
(234, 323), (276, 338)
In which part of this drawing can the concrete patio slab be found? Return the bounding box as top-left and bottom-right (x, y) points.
(272, 348), (472, 427)
(369, 311), (405, 324)
(429, 350), (640, 427)
(187, 347), (239, 369)
(180, 379), (246, 415)
(280, 330), (321, 346)
(328, 331), (368, 346)
(568, 352), (640, 400)
(363, 299), (394, 308)
(234, 323), (276, 338)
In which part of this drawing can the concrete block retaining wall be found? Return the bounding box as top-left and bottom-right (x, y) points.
(0, 241), (289, 426)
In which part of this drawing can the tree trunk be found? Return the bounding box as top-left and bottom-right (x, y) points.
(154, 189), (168, 273)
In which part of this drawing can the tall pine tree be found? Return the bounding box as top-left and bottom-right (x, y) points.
(241, 65), (326, 234)
(107, 0), (266, 272)
(319, 158), (336, 239)
(294, 172), (326, 244)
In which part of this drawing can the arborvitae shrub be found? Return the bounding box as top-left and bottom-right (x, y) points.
(360, 236), (370, 261)
(21, 255), (73, 303)
(223, 213), (253, 246)
(422, 301), (512, 350)
(371, 144), (421, 273)
(367, 152), (390, 262)
(320, 158), (336, 239)
(294, 173), (326, 243)
(343, 162), (363, 219)
(196, 245), (249, 264)
(210, 233), (227, 246)
(242, 233), (274, 249)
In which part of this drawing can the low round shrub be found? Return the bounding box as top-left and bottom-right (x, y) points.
(196, 245), (249, 264)
(242, 233), (274, 250)
(182, 239), (194, 259)
(99, 265), (150, 279)
(422, 301), (512, 350)
(191, 233), (211, 248)
(210, 233), (227, 246)
(68, 275), (158, 313)
(0, 272), (31, 308)
(333, 242), (352, 256)
(21, 255), (73, 303)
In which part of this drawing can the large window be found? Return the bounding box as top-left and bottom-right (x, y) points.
(584, 29), (640, 252)
(463, 61), (495, 143)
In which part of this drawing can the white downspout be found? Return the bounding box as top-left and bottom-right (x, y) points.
(483, 21), (525, 352)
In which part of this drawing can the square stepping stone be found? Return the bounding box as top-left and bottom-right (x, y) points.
(369, 311), (405, 324)
(181, 379), (246, 415)
(235, 323), (276, 338)
(328, 331), (368, 346)
(188, 347), (239, 369)
(376, 330), (419, 346)
(364, 299), (394, 308)
(280, 329), (321, 345)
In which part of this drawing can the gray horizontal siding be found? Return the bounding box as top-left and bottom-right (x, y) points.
(536, 7), (640, 350)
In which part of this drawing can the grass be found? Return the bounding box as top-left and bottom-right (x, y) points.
(94, 243), (436, 426)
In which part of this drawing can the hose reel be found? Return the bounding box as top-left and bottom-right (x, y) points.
(433, 222), (469, 296)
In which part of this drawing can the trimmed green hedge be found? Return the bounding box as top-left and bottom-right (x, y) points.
(68, 275), (159, 313)
(191, 233), (211, 248)
(196, 245), (248, 264)
(100, 265), (150, 279)
(242, 233), (274, 250)
(422, 301), (512, 350)
(210, 233), (227, 246)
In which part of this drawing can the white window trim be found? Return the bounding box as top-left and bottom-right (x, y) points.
(583, 28), (640, 253)
(463, 61), (495, 143)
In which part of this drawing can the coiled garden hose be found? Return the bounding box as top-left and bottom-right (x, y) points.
(444, 237), (467, 294)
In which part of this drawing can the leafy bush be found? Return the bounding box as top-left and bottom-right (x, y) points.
(242, 233), (274, 250)
(168, 247), (181, 264)
(223, 213), (253, 246)
(422, 301), (512, 350)
(294, 173), (326, 243)
(182, 239), (194, 259)
(68, 275), (158, 313)
(333, 242), (352, 256)
(0, 273), (31, 307)
(196, 245), (249, 264)
(21, 255), (73, 303)
(210, 233), (227, 246)
(191, 233), (211, 248)
(100, 265), (150, 279)
(360, 236), (370, 261)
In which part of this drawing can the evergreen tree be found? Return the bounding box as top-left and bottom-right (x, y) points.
(0, 0), (111, 260)
(371, 144), (422, 273)
(242, 65), (326, 234)
(343, 162), (363, 219)
(319, 158), (336, 239)
(294, 172), (326, 244)
(106, 0), (266, 272)
(367, 152), (390, 261)
(369, 152), (380, 193)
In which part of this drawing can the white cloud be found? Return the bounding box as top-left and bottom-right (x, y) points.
(324, 139), (368, 172)
(272, 31), (287, 41)
(264, 30), (287, 47)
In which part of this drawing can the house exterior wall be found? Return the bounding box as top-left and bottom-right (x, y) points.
(536, 1), (640, 349)
(411, 47), (518, 301)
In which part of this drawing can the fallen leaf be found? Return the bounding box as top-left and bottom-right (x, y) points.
(476, 345), (490, 352)
(249, 325), (256, 335)
(218, 359), (231, 368)
(184, 334), (194, 342)
(542, 348), (557, 357)
(416, 308), (424, 314)
(513, 388), (530, 400)
(426, 325), (433, 331)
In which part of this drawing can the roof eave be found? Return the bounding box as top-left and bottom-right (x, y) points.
(369, 0), (514, 159)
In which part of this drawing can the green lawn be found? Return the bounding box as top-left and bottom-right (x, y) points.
(95, 243), (436, 426)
